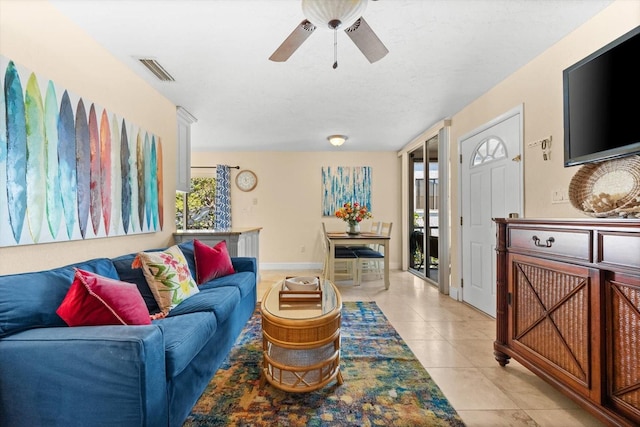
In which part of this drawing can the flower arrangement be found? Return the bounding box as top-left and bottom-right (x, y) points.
(335, 202), (372, 224)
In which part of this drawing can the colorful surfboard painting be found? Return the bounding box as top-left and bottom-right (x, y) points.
(150, 136), (159, 231)
(75, 98), (90, 239)
(120, 119), (131, 235)
(0, 76), (7, 239)
(128, 125), (139, 233)
(144, 132), (152, 230)
(156, 138), (163, 230)
(25, 73), (46, 243)
(44, 80), (62, 239)
(100, 109), (111, 235)
(88, 103), (102, 235)
(110, 114), (121, 235)
(4, 61), (27, 244)
(0, 56), (164, 246)
(136, 130), (145, 231)
(58, 90), (77, 239)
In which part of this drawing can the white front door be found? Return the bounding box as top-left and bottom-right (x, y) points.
(460, 107), (522, 316)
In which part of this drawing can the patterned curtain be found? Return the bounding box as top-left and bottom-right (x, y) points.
(213, 165), (231, 229)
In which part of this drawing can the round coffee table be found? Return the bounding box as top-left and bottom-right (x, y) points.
(260, 278), (343, 392)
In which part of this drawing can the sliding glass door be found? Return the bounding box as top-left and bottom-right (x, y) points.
(408, 136), (439, 283)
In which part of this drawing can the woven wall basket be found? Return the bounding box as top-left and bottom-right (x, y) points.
(568, 155), (640, 218)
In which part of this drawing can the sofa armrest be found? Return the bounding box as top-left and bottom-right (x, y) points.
(0, 325), (168, 427)
(231, 257), (257, 275)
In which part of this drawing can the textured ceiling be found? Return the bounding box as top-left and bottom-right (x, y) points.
(49, 0), (613, 152)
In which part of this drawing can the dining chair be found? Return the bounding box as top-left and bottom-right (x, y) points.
(362, 221), (382, 250)
(353, 222), (392, 281)
(321, 222), (349, 250)
(321, 224), (360, 285)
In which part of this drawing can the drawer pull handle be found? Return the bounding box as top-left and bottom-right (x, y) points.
(532, 235), (555, 248)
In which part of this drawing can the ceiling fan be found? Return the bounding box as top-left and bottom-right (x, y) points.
(269, 0), (388, 68)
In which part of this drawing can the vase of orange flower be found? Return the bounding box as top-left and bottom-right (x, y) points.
(335, 202), (372, 235)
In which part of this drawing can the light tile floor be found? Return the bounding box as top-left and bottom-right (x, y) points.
(258, 269), (605, 427)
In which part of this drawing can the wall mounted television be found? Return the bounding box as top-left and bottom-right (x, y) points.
(563, 25), (640, 167)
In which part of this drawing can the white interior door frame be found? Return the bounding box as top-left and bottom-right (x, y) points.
(438, 126), (450, 295)
(455, 104), (524, 303)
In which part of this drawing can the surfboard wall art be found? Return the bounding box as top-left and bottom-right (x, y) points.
(100, 109), (112, 236)
(44, 81), (62, 239)
(4, 60), (27, 244)
(25, 73), (46, 243)
(0, 56), (164, 247)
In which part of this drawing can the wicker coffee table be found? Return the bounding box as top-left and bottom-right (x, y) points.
(260, 278), (343, 392)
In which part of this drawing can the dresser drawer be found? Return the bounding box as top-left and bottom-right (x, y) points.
(598, 231), (640, 270)
(508, 227), (592, 262)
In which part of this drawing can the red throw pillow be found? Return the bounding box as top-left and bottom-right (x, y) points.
(57, 269), (151, 326)
(193, 239), (236, 284)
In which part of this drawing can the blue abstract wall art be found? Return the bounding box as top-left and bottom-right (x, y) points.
(321, 166), (372, 216)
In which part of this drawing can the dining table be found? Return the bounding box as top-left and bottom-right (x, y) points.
(325, 231), (391, 289)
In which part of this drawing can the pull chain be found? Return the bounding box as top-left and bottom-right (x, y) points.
(333, 28), (338, 69)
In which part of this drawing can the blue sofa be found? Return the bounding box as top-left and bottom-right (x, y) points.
(0, 240), (257, 427)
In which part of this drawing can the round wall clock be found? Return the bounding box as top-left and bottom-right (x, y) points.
(235, 169), (258, 192)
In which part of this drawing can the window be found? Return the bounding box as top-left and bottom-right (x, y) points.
(472, 137), (507, 166)
(175, 177), (216, 230)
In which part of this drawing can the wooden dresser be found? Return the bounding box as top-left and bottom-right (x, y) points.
(494, 218), (640, 426)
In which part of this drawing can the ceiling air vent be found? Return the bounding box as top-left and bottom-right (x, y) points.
(138, 58), (175, 82)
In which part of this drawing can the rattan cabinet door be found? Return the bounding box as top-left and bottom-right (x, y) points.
(606, 271), (640, 424)
(507, 254), (600, 399)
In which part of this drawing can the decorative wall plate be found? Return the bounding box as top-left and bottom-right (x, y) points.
(235, 169), (257, 192)
(568, 155), (640, 218)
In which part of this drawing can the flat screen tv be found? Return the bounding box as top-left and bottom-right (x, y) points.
(563, 25), (640, 167)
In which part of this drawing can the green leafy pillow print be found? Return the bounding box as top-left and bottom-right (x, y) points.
(133, 245), (199, 313)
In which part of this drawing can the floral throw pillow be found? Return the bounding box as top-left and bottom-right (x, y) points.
(132, 245), (199, 313)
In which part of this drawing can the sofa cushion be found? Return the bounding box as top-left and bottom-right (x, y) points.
(168, 286), (241, 325)
(199, 271), (256, 299)
(176, 240), (198, 280)
(57, 269), (151, 326)
(0, 258), (118, 338)
(112, 253), (161, 314)
(133, 245), (199, 313)
(193, 239), (235, 284)
(153, 312), (217, 379)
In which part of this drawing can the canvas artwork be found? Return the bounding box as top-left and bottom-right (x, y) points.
(0, 56), (163, 247)
(321, 166), (372, 216)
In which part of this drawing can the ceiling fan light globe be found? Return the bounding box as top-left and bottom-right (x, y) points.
(302, 0), (367, 30)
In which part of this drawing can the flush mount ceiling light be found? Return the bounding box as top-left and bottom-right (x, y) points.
(328, 135), (348, 146)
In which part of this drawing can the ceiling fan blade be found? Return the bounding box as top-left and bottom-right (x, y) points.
(344, 17), (389, 63)
(269, 20), (317, 62)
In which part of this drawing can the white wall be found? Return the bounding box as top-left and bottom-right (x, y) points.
(0, 0), (178, 274)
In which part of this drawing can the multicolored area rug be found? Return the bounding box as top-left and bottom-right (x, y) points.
(184, 301), (465, 427)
